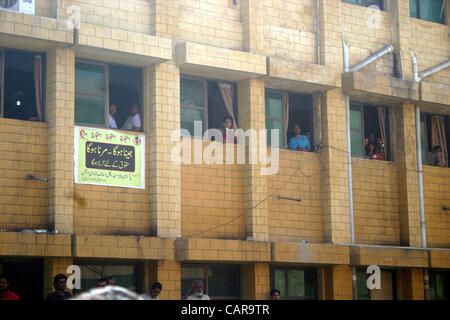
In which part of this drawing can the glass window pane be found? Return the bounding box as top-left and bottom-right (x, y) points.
(75, 62), (105, 94)
(350, 105), (362, 129)
(287, 269), (305, 297)
(181, 79), (204, 107)
(207, 265), (239, 298)
(181, 107), (204, 137)
(181, 266), (205, 298)
(274, 269), (286, 296)
(75, 93), (105, 125)
(435, 274), (446, 299)
(265, 92), (283, 119)
(419, 0), (444, 23)
(410, 0), (419, 18)
(266, 119), (283, 147)
(357, 272), (370, 298)
(351, 130), (364, 156)
(103, 265), (138, 292)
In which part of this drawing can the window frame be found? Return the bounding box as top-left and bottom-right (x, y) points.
(410, 0), (446, 24)
(0, 47), (47, 121)
(270, 266), (318, 300)
(342, 0), (385, 10)
(420, 111), (450, 167)
(75, 59), (109, 128)
(75, 59), (144, 130)
(265, 89), (287, 148)
(180, 75), (208, 136)
(350, 102), (365, 158)
(180, 263), (240, 300)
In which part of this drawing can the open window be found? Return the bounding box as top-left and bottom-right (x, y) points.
(265, 90), (314, 151)
(356, 269), (396, 300)
(0, 48), (45, 121)
(429, 270), (450, 300)
(350, 103), (390, 160)
(181, 263), (240, 300)
(410, 0), (446, 24)
(180, 76), (238, 137)
(270, 266), (317, 300)
(420, 112), (449, 167)
(75, 60), (143, 131)
(342, 0), (385, 10)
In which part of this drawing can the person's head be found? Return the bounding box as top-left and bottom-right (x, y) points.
(106, 276), (116, 286)
(97, 278), (108, 288)
(150, 282), (162, 298)
(294, 124), (301, 136)
(0, 275), (10, 293)
(109, 104), (117, 115)
(73, 286), (142, 300)
(193, 280), (205, 297)
(304, 130), (311, 139)
(222, 116), (233, 129)
(377, 137), (383, 145)
(270, 289), (281, 300)
(364, 138), (369, 146)
(369, 133), (376, 142)
(131, 103), (139, 115)
(433, 146), (442, 154)
(53, 274), (68, 291)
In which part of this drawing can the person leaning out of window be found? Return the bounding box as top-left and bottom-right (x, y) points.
(122, 103), (142, 132)
(288, 124), (311, 152)
(428, 145), (445, 167)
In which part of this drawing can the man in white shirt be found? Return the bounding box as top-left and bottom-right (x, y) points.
(140, 282), (162, 300)
(186, 280), (210, 300)
(109, 104), (118, 129)
(122, 103), (141, 132)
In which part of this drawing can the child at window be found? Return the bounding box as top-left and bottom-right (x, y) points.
(288, 124), (310, 152)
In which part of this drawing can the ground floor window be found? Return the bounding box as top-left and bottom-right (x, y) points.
(72, 260), (142, 295)
(350, 103), (390, 160)
(270, 266), (317, 300)
(265, 90), (314, 151)
(356, 269), (396, 300)
(75, 60), (143, 131)
(181, 263), (240, 299)
(180, 76), (238, 138)
(429, 270), (449, 300)
(0, 48), (46, 121)
(0, 258), (44, 300)
(420, 112), (449, 167)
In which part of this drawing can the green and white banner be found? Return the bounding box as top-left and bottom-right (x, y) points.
(74, 126), (145, 189)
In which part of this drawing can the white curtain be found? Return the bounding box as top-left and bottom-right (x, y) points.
(217, 82), (237, 130)
(431, 115), (448, 167)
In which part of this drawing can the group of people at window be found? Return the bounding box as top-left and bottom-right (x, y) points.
(108, 102), (142, 132)
(364, 133), (385, 160)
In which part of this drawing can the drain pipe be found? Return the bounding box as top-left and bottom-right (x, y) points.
(342, 35), (357, 299)
(349, 45), (394, 72)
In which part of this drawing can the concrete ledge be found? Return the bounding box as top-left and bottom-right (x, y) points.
(265, 57), (340, 93)
(429, 249), (450, 269)
(419, 81), (450, 110)
(76, 23), (172, 66)
(73, 235), (174, 260)
(175, 42), (267, 81)
(175, 238), (271, 262)
(342, 72), (419, 104)
(0, 10), (72, 51)
(350, 246), (428, 268)
(271, 242), (350, 265)
(0, 232), (71, 257)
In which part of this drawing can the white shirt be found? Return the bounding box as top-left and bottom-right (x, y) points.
(186, 294), (211, 300)
(109, 114), (117, 129)
(140, 293), (160, 300)
(123, 113), (141, 131)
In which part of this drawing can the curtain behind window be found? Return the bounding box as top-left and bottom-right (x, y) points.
(34, 55), (43, 121)
(431, 115), (448, 167)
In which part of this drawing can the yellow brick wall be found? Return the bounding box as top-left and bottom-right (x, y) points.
(352, 158), (401, 245)
(342, 2), (393, 75)
(0, 119), (49, 231)
(178, 0), (243, 49)
(268, 149), (324, 243)
(181, 140), (245, 239)
(423, 166), (450, 248)
(263, 0), (317, 63)
(409, 19), (449, 84)
(58, 0), (152, 33)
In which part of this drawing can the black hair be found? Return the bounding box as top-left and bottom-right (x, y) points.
(151, 282), (162, 290)
(0, 274), (8, 282)
(97, 277), (108, 283)
(223, 116), (233, 123)
(433, 145), (442, 152)
(53, 273), (67, 287)
(270, 289), (281, 296)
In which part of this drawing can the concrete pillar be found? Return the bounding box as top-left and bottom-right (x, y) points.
(393, 103), (422, 247)
(241, 263), (270, 300)
(240, 0), (264, 54)
(320, 90), (351, 243)
(322, 265), (353, 300)
(237, 79), (269, 241)
(46, 47), (75, 234)
(150, 0), (180, 39)
(318, 0), (343, 67)
(397, 268), (425, 300)
(145, 62), (181, 238)
(146, 260), (181, 300)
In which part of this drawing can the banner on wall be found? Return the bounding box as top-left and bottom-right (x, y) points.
(74, 126), (145, 189)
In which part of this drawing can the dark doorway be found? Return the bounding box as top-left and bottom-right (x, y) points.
(1, 258), (44, 300)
